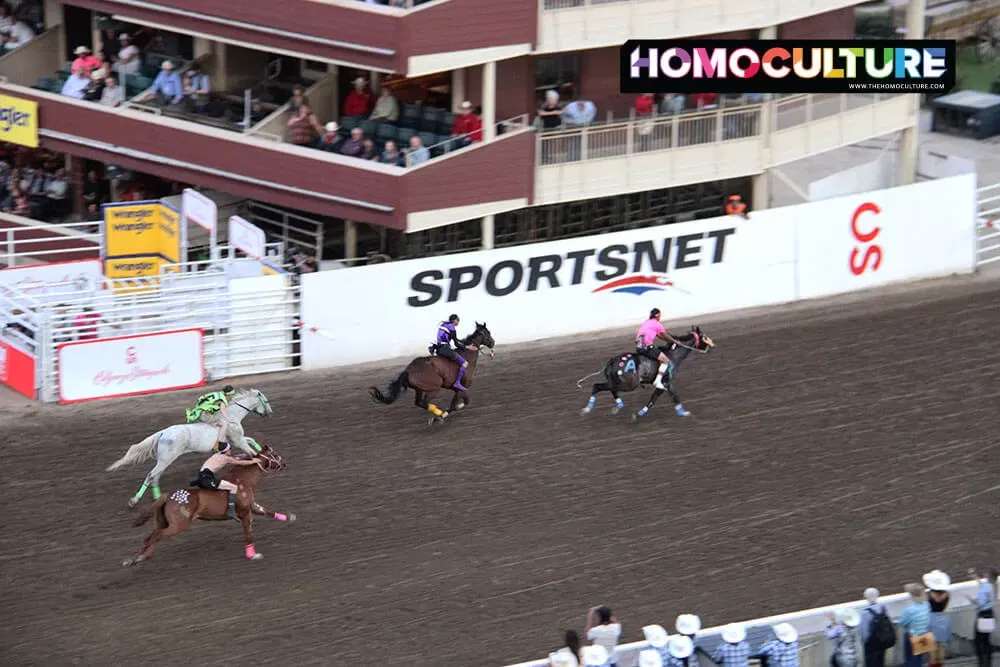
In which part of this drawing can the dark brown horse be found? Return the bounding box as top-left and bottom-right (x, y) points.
(369, 321), (495, 424)
(123, 446), (292, 567)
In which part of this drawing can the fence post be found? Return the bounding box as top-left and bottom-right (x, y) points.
(5, 228), (12, 267)
(580, 127), (588, 161)
(716, 108), (724, 142)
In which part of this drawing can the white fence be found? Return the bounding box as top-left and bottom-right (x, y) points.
(976, 183), (1000, 267)
(503, 579), (990, 667)
(1, 217), (101, 267)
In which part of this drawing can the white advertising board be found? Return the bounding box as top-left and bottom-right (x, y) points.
(58, 328), (204, 403)
(182, 188), (217, 232)
(0, 259), (103, 303)
(228, 216), (266, 260)
(301, 214), (798, 368)
(299, 175), (977, 370)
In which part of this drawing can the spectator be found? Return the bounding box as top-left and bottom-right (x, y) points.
(755, 623), (799, 667)
(83, 170), (107, 207)
(562, 98), (597, 127)
(450, 100), (483, 148)
(538, 89), (563, 130)
(83, 70), (105, 102)
(380, 139), (403, 166)
(725, 194), (748, 219)
(712, 624), (749, 667)
(288, 86), (306, 114)
(43, 168), (68, 220)
(826, 609), (860, 667)
(72, 46), (101, 74)
(316, 122), (342, 153)
(73, 306), (102, 341)
(665, 635), (696, 667)
(343, 77), (375, 118)
(339, 127), (364, 157)
(691, 92), (719, 109)
(0, 4), (12, 35)
(635, 93), (656, 117)
(675, 614), (702, 667)
(370, 86), (399, 122)
(90, 51), (109, 79)
(141, 60), (183, 106)
(99, 26), (118, 63)
(361, 137), (378, 160)
(112, 33), (141, 76)
(661, 93), (686, 115)
(61, 65), (90, 99)
(898, 583), (932, 667)
(582, 645), (610, 667)
(183, 62), (211, 112)
(585, 606), (621, 667)
(286, 103), (322, 148)
(85, 202), (101, 224)
(923, 570), (951, 667)
(3, 186), (29, 216)
(548, 629), (583, 667)
(100, 75), (123, 107)
(966, 568), (996, 667)
(860, 588), (894, 667)
(4, 20), (34, 51)
(638, 648), (663, 667)
(406, 135), (429, 166)
(643, 625), (670, 664)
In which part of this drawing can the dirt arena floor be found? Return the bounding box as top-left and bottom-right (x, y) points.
(2, 275), (1000, 667)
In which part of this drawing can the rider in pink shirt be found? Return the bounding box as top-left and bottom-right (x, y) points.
(636, 308), (679, 389)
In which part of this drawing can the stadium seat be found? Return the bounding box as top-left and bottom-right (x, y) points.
(395, 126), (417, 145)
(439, 112), (456, 135)
(421, 107), (443, 132)
(375, 122), (396, 144)
(399, 104), (421, 129)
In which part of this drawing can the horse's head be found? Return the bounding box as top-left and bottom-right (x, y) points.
(689, 326), (715, 353)
(233, 388), (273, 417)
(254, 444), (285, 472)
(465, 322), (496, 359)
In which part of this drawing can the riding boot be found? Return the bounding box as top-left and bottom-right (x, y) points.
(653, 363), (668, 389)
(226, 492), (236, 519)
(453, 365), (468, 392)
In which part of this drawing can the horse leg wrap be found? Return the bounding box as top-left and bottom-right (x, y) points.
(428, 404), (443, 417)
(615, 398), (624, 409)
(152, 486), (161, 500)
(245, 543), (257, 559)
(134, 483), (149, 500)
(586, 396), (596, 409)
(637, 407), (649, 417)
(274, 513), (288, 521)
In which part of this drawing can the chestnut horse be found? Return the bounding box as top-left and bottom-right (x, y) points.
(369, 321), (495, 424)
(123, 445), (292, 567)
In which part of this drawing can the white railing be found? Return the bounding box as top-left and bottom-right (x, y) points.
(503, 579), (986, 667)
(1, 218), (102, 267)
(239, 201), (324, 260)
(975, 183), (1000, 267)
(405, 113), (532, 167)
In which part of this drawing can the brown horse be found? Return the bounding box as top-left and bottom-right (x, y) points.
(369, 321), (495, 424)
(123, 446), (292, 567)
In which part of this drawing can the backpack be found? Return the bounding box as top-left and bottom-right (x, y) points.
(867, 606), (897, 651)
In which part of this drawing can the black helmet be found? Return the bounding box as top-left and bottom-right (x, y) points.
(222, 385), (234, 393)
(448, 314), (460, 323)
(649, 308), (661, 319)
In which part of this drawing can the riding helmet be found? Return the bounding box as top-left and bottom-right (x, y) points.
(223, 385), (234, 393)
(649, 308), (661, 319)
(448, 314), (459, 323)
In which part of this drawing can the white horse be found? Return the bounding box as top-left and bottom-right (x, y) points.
(107, 388), (273, 507)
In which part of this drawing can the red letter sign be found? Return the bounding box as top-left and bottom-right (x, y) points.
(849, 202), (882, 275)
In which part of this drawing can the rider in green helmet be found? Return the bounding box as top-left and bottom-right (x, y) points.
(186, 385), (237, 450)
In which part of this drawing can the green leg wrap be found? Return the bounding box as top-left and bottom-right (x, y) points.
(251, 441), (262, 452)
(134, 483), (149, 500)
(152, 486), (161, 500)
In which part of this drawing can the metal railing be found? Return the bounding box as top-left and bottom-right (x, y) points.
(975, 183), (1000, 267)
(1, 218), (101, 267)
(238, 201), (325, 260)
(405, 113), (532, 168)
(535, 94), (889, 167)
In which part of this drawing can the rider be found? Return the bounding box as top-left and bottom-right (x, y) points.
(636, 308), (680, 390)
(190, 440), (259, 502)
(432, 314), (469, 392)
(186, 385), (237, 450)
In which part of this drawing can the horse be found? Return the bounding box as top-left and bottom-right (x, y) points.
(369, 322), (495, 425)
(577, 326), (715, 420)
(123, 445), (292, 567)
(106, 388), (274, 508)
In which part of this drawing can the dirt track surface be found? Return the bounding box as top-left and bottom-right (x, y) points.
(2, 276), (999, 667)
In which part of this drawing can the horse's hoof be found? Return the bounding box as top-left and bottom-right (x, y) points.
(249, 553), (263, 561)
(287, 513), (297, 523)
(455, 403), (465, 411)
(580, 407), (591, 416)
(128, 497), (139, 509)
(122, 559), (133, 567)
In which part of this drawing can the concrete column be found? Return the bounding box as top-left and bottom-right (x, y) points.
(482, 61), (497, 141)
(44, 0), (65, 59)
(898, 0), (926, 185)
(481, 215), (495, 250)
(758, 25), (777, 39)
(344, 221), (358, 261)
(193, 38), (213, 59)
(214, 43), (229, 90)
(906, 0), (926, 38)
(451, 68), (466, 113)
(752, 172), (771, 211)
(67, 154), (85, 220)
(370, 71), (380, 93)
(328, 63), (340, 119)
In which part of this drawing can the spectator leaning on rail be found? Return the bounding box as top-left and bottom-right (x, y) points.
(860, 587), (895, 667)
(825, 608), (861, 667)
(754, 623), (799, 667)
(585, 606), (621, 667)
(581, 645), (610, 667)
(964, 568), (996, 667)
(61, 64), (89, 99)
(140, 60), (183, 106)
(712, 624), (750, 667)
(898, 582), (933, 667)
(639, 648), (664, 667)
(547, 629), (584, 667)
(923, 569), (951, 667)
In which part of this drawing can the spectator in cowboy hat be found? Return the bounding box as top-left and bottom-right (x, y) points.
(923, 570), (952, 667)
(639, 648), (664, 667)
(643, 624), (670, 663)
(826, 608), (861, 667)
(675, 615), (704, 667)
(712, 624), (750, 667)
(754, 623), (800, 667)
(581, 645), (610, 667)
(665, 635), (696, 667)
(585, 606), (622, 667)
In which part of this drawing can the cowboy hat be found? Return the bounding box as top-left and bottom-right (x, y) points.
(721, 624), (747, 644)
(923, 570), (951, 591)
(460, 100), (472, 110)
(638, 649), (664, 667)
(581, 645), (609, 667)
(774, 623), (798, 643)
(324, 121), (339, 132)
(668, 635), (694, 659)
(353, 76), (367, 86)
(161, 60), (174, 70)
(549, 650), (579, 667)
(74, 45), (91, 55)
(676, 614), (702, 635)
(643, 624), (669, 648)
(835, 608), (861, 628)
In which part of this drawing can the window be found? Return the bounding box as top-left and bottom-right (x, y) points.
(535, 54), (580, 104)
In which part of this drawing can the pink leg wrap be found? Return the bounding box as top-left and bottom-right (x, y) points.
(245, 543), (257, 559)
(274, 513), (287, 521)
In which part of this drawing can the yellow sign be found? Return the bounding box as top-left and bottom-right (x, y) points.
(103, 200), (181, 262)
(0, 94), (39, 148)
(103, 257), (179, 293)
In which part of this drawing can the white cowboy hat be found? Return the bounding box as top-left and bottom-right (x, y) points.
(353, 76), (367, 86)
(581, 645), (609, 667)
(721, 624), (747, 644)
(460, 100), (472, 110)
(324, 121), (339, 132)
(643, 624), (669, 648)
(638, 649), (664, 667)
(668, 635), (695, 659)
(160, 60), (174, 70)
(774, 623), (798, 643)
(118, 33), (131, 40)
(74, 45), (91, 55)
(836, 608), (862, 628)
(676, 614), (702, 635)
(549, 650), (579, 667)
(923, 570), (951, 591)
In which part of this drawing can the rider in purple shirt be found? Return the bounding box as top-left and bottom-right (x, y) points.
(432, 314), (469, 391)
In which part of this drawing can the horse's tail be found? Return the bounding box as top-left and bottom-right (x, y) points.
(369, 371), (410, 405)
(576, 366), (606, 389)
(107, 432), (161, 472)
(132, 496), (167, 527)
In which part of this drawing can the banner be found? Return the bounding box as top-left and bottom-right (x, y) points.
(0, 259), (103, 303)
(0, 338), (35, 399)
(228, 215), (266, 260)
(103, 257), (177, 293)
(0, 94), (39, 148)
(58, 328), (204, 403)
(102, 200), (181, 262)
(182, 188), (217, 232)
